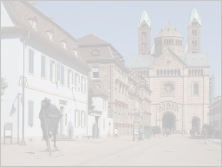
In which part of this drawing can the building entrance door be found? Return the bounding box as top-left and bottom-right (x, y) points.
(162, 113), (175, 131)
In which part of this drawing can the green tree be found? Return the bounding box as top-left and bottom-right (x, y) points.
(1, 75), (8, 99)
(88, 89), (95, 111)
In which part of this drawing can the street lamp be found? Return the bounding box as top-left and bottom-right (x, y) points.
(19, 75), (28, 146)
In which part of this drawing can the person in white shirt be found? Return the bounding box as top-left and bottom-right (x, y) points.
(114, 128), (118, 138)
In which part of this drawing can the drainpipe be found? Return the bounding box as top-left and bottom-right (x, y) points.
(202, 74), (204, 126)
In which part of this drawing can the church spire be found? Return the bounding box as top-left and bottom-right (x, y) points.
(188, 8), (201, 26)
(138, 10), (151, 28)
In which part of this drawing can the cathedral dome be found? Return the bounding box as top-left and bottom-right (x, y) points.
(156, 22), (183, 38)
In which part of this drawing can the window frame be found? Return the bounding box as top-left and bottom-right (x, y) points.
(41, 55), (46, 79)
(92, 66), (99, 79)
(28, 49), (34, 74)
(60, 65), (65, 85)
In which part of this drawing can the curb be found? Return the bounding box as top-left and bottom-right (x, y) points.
(207, 139), (221, 145)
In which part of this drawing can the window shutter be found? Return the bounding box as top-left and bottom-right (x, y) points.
(41, 56), (46, 78)
(50, 60), (52, 81)
(72, 71), (75, 86)
(103, 118), (105, 130)
(78, 110), (81, 127)
(57, 62), (60, 82)
(28, 101), (34, 126)
(61, 65), (64, 85)
(84, 111), (87, 127)
(67, 69), (70, 87)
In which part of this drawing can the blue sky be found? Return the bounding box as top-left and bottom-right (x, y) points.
(36, 1), (221, 96)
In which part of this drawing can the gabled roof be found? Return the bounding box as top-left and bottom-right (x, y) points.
(156, 22), (183, 38)
(2, 1), (90, 71)
(138, 10), (151, 28)
(77, 34), (109, 46)
(182, 53), (209, 67)
(188, 8), (201, 26)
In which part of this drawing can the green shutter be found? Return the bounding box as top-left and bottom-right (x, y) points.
(78, 111), (82, 127)
(103, 118), (105, 130)
(28, 101), (34, 126)
(61, 65), (64, 85)
(49, 60), (53, 81)
(56, 62), (61, 81)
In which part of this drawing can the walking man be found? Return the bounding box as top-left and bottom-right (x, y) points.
(114, 128), (118, 138)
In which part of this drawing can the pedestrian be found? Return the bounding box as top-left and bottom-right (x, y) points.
(97, 127), (100, 138)
(202, 128), (208, 144)
(114, 128), (118, 138)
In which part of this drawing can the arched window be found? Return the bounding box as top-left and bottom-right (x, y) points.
(174, 69), (177, 76)
(167, 70), (170, 76)
(200, 69), (203, 76)
(192, 69), (194, 75)
(160, 70), (163, 76)
(164, 70), (166, 76)
(157, 70), (159, 76)
(142, 32), (146, 39)
(171, 69), (173, 76)
(194, 83), (199, 95)
(195, 69), (197, 76)
(178, 69), (180, 76)
(189, 69), (191, 76)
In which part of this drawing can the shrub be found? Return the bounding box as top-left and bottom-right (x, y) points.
(152, 126), (161, 134)
(202, 124), (214, 138)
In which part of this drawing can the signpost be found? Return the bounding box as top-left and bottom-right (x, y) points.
(133, 121), (140, 141)
(4, 123), (12, 144)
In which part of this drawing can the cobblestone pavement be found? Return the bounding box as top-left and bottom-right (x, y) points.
(1, 134), (221, 166)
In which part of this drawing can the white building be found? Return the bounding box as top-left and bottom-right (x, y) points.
(87, 80), (113, 138)
(1, 1), (90, 143)
(209, 96), (221, 135)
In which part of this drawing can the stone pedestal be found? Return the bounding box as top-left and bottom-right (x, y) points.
(35, 150), (64, 158)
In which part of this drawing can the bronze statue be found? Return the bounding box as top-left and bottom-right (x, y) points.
(39, 98), (62, 152)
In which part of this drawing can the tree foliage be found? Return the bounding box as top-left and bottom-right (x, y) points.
(1, 75), (8, 98)
(88, 89), (95, 111)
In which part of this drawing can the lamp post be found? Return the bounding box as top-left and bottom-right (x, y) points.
(19, 75), (28, 146)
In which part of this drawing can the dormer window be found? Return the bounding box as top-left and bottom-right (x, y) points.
(91, 49), (100, 56)
(72, 46), (78, 57)
(27, 16), (37, 31)
(45, 29), (53, 41)
(60, 39), (67, 50)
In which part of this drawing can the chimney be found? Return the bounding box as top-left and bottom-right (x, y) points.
(28, 1), (36, 8)
(49, 17), (55, 22)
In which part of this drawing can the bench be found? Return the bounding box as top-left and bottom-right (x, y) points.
(4, 123), (13, 144)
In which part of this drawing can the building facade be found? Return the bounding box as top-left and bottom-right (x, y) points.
(209, 96), (221, 137)
(209, 74), (215, 104)
(127, 8), (210, 133)
(1, 1), (90, 143)
(77, 34), (152, 136)
(88, 79), (112, 138)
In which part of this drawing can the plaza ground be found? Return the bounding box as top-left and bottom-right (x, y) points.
(1, 134), (221, 166)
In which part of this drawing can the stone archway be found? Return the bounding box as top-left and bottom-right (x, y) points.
(162, 112), (176, 131)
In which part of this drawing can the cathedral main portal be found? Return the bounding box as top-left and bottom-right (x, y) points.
(162, 112), (176, 130)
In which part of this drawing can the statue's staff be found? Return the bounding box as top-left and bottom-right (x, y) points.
(41, 102), (52, 156)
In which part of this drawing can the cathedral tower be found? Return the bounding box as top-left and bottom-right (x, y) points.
(187, 8), (201, 53)
(138, 10), (151, 55)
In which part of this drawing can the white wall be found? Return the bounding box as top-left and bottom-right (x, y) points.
(1, 33), (88, 142)
(1, 2), (15, 27)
